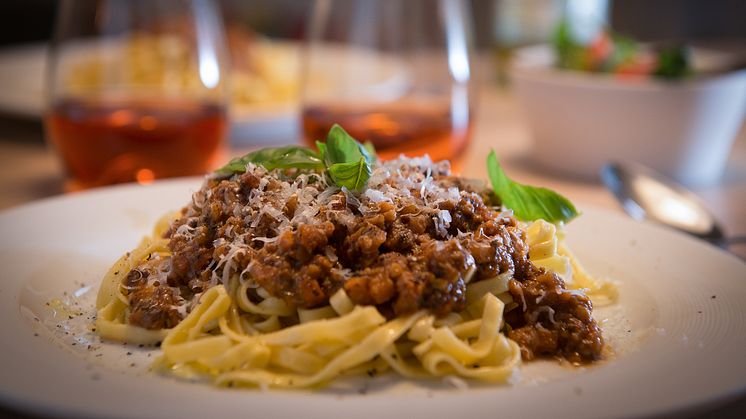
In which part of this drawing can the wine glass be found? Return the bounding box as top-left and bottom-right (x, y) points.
(45, 0), (229, 190)
(301, 0), (475, 165)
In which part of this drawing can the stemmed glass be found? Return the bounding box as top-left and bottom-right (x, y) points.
(45, 0), (229, 190)
(301, 0), (475, 165)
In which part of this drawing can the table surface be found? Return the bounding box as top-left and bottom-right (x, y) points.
(1, 71), (745, 418)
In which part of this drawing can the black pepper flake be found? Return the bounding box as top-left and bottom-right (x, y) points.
(68, 316), (74, 320)
(711, 295), (716, 299)
(366, 368), (377, 378)
(92, 328), (97, 332)
(95, 354), (103, 358)
(114, 271), (119, 275)
(72, 342), (77, 346)
(138, 344), (144, 348)
(33, 333), (39, 337)
(697, 310), (702, 314)
(130, 363), (136, 367)
(126, 352), (133, 356)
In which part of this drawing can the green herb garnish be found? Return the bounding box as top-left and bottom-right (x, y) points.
(216, 146), (324, 175)
(215, 124), (373, 191)
(322, 124), (373, 190)
(363, 141), (377, 162)
(653, 45), (691, 79)
(487, 150), (578, 223)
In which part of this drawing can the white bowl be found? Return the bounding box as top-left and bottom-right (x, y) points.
(511, 45), (746, 186)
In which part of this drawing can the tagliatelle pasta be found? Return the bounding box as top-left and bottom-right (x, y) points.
(95, 153), (616, 389)
(526, 219), (617, 304)
(98, 242), (523, 387)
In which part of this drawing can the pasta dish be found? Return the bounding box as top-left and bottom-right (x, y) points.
(95, 127), (616, 388)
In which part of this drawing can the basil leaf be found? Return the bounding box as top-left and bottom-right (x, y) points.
(214, 124), (376, 192)
(315, 140), (327, 162)
(325, 124), (374, 166)
(327, 156), (371, 191)
(486, 150), (578, 223)
(321, 124), (373, 191)
(363, 141), (377, 162)
(216, 146), (324, 175)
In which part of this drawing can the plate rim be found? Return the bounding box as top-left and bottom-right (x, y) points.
(1, 178), (745, 419)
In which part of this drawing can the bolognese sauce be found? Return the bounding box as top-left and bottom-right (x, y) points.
(122, 157), (604, 363)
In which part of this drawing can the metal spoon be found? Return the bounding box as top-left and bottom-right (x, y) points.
(600, 162), (746, 248)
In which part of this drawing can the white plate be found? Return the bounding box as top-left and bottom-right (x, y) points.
(1, 178), (745, 419)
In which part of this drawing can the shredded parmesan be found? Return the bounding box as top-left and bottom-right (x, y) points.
(189, 156), (495, 296)
(363, 188), (391, 203)
(562, 288), (590, 297)
(515, 285), (528, 312)
(252, 236), (280, 243)
(528, 306), (557, 325)
(535, 289), (547, 304)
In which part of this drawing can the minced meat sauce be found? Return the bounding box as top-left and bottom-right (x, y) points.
(121, 156), (603, 363)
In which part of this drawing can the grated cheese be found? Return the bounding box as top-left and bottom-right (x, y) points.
(528, 306), (557, 325)
(179, 156), (507, 303)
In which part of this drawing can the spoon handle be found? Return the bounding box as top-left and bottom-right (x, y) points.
(725, 236), (746, 246)
(723, 236), (746, 261)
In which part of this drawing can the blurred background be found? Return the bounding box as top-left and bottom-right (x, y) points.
(1, 0), (744, 150)
(0, 0), (744, 221)
(3, 0), (746, 50)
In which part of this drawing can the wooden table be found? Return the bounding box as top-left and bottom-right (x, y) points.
(0, 82), (745, 418)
